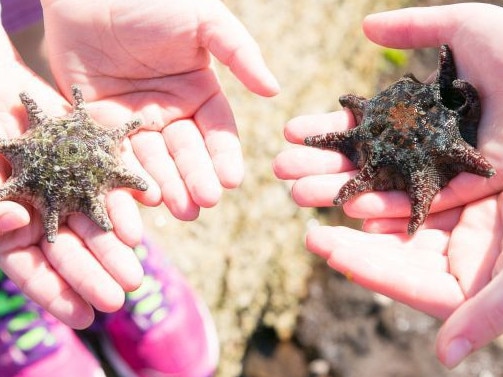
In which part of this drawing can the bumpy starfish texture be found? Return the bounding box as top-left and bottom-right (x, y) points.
(305, 45), (495, 235)
(0, 85), (148, 242)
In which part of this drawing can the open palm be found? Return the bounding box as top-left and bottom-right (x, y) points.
(0, 0), (278, 328)
(42, 0), (279, 219)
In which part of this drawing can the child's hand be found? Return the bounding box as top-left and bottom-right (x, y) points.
(0, 29), (143, 329)
(274, 3), (503, 368)
(41, 0), (279, 219)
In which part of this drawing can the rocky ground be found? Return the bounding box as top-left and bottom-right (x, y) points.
(140, 1), (503, 376)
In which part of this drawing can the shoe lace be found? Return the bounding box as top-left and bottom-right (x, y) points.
(0, 270), (58, 367)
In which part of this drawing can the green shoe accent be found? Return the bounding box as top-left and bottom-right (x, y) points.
(16, 326), (56, 351)
(8, 311), (39, 332)
(127, 276), (161, 301)
(133, 244), (148, 261)
(0, 292), (26, 317)
(134, 292), (163, 316)
(150, 307), (169, 324)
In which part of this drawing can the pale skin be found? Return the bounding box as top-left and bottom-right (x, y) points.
(0, 0), (279, 329)
(273, 3), (503, 369)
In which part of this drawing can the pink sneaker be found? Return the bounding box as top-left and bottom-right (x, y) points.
(0, 271), (105, 377)
(99, 239), (219, 377)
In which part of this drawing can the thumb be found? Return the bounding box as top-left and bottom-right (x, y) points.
(436, 271), (503, 369)
(363, 3), (502, 49)
(198, 1), (280, 97)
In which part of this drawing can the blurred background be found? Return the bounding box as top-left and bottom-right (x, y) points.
(140, 1), (503, 376)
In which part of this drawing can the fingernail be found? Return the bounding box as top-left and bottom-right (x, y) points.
(444, 338), (472, 369)
(264, 73), (281, 96)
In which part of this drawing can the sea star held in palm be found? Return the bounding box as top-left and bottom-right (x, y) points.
(0, 85), (148, 242)
(305, 45), (495, 234)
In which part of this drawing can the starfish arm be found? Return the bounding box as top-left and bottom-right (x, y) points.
(109, 120), (142, 141)
(70, 85), (87, 113)
(453, 79), (481, 147)
(0, 138), (24, 158)
(0, 176), (29, 200)
(69, 85), (96, 125)
(406, 169), (442, 235)
(453, 80), (480, 116)
(305, 131), (352, 150)
(334, 163), (378, 205)
(305, 129), (365, 167)
(449, 143), (495, 177)
(0, 87), (152, 241)
(43, 204), (61, 243)
(437, 44), (458, 95)
(109, 166), (148, 191)
(339, 94), (367, 124)
(83, 195), (113, 232)
(109, 119), (141, 142)
(402, 73), (421, 83)
(19, 92), (48, 127)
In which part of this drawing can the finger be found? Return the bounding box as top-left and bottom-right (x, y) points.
(274, 110), (356, 180)
(362, 206), (462, 234)
(291, 173), (356, 208)
(273, 146), (353, 180)
(343, 172), (494, 219)
(132, 129), (200, 220)
(67, 215), (144, 292)
(130, 130), (170, 189)
(362, 4), (479, 49)
(120, 134), (161, 207)
(198, 1), (279, 96)
(107, 189), (144, 246)
(0, 245), (94, 329)
(65, 189), (144, 248)
(0, 211), (43, 253)
(436, 271), (503, 369)
(491, 194), (503, 277)
(131, 130), (198, 217)
(290, 173), (409, 211)
(68, 215), (143, 291)
(307, 225), (463, 319)
(284, 111), (356, 144)
(42, 227), (127, 313)
(449, 195), (501, 298)
(195, 90), (244, 189)
(308, 225), (450, 265)
(362, 217), (410, 234)
(163, 119), (222, 207)
(0, 201), (31, 233)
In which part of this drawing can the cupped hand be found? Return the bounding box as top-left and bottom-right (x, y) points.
(303, 193), (503, 369)
(273, 3), (503, 368)
(274, 3), (503, 227)
(275, 112), (503, 366)
(0, 30), (144, 329)
(41, 0), (280, 219)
